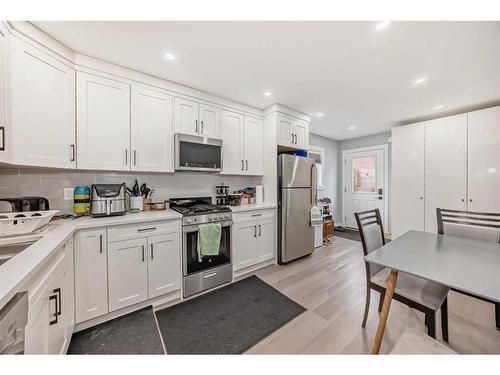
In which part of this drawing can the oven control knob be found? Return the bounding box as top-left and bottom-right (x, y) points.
(186, 218), (192, 224)
(208, 216), (213, 221)
(225, 214), (230, 219)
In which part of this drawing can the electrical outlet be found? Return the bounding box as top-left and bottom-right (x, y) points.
(63, 188), (74, 200)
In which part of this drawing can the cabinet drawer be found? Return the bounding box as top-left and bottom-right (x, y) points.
(107, 220), (180, 242)
(232, 209), (275, 224)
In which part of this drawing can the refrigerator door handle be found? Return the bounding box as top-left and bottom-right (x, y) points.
(311, 163), (318, 205)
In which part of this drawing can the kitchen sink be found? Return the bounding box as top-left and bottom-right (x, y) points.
(0, 240), (38, 266)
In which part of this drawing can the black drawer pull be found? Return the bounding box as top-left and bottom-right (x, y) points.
(138, 227), (157, 232)
(54, 288), (62, 316)
(49, 295), (58, 325)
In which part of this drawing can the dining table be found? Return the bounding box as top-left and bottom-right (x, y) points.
(364, 230), (500, 354)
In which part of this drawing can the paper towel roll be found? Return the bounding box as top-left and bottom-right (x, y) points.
(255, 185), (263, 205)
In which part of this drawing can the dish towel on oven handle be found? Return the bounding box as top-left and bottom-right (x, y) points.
(197, 223), (222, 262)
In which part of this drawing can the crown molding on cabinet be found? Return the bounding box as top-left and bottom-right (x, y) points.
(264, 104), (310, 122)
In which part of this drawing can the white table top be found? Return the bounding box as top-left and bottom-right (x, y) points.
(365, 230), (500, 303)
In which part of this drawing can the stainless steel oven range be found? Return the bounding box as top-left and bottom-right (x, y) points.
(169, 197), (233, 297)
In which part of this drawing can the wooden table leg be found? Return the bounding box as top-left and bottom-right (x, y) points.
(371, 269), (399, 354)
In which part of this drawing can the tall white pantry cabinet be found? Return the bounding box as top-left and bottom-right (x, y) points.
(391, 105), (500, 238)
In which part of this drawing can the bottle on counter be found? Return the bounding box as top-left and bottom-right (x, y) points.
(73, 186), (90, 216)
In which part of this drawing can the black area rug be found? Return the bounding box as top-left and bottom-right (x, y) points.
(67, 307), (164, 354)
(334, 228), (361, 242)
(155, 275), (306, 354)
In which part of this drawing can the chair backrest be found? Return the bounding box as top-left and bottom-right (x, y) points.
(436, 208), (500, 243)
(355, 208), (386, 277)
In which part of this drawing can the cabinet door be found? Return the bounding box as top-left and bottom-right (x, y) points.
(10, 37), (76, 168)
(293, 120), (309, 149)
(425, 114), (468, 233)
(391, 123), (425, 238)
(243, 116), (264, 175)
(76, 72), (130, 171)
(256, 217), (275, 262)
(24, 293), (48, 354)
(63, 238), (75, 340)
(47, 262), (68, 355)
(232, 221), (257, 271)
(277, 116), (294, 147)
(108, 238), (148, 312)
(74, 228), (108, 323)
(131, 85), (174, 172)
(174, 97), (199, 135)
(220, 110), (244, 175)
(148, 233), (181, 299)
(468, 106), (500, 213)
(0, 28), (6, 162)
(199, 104), (220, 138)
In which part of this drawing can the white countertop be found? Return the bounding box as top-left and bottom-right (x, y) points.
(229, 203), (277, 213)
(0, 210), (182, 309)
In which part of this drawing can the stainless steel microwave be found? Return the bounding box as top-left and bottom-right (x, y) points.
(175, 133), (223, 172)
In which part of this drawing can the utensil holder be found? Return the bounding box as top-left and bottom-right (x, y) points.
(129, 196), (144, 211)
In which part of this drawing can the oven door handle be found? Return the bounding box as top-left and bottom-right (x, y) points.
(182, 221), (233, 233)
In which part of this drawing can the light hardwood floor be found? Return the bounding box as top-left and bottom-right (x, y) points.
(245, 236), (500, 354)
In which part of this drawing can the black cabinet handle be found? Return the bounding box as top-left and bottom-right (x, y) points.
(195, 119), (198, 133)
(241, 160), (244, 171)
(49, 295), (58, 325)
(254, 225), (257, 237)
(142, 245), (145, 262)
(150, 243), (154, 260)
(201, 120), (204, 134)
(134, 150), (137, 165)
(246, 160), (248, 171)
(138, 227), (157, 232)
(99, 234), (103, 254)
(291, 133), (294, 144)
(70, 144), (75, 161)
(259, 224), (261, 236)
(125, 149), (128, 165)
(54, 288), (62, 316)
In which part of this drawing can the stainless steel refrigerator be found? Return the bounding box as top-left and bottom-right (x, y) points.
(278, 154), (318, 264)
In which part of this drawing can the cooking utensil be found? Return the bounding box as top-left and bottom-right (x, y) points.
(140, 183), (147, 196)
(132, 180), (140, 197)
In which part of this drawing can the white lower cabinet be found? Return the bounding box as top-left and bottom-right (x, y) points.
(148, 233), (181, 298)
(108, 238), (149, 312)
(232, 210), (276, 272)
(74, 228), (108, 323)
(24, 241), (72, 354)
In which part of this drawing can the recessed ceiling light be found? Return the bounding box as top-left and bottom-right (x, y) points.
(433, 105), (443, 110)
(263, 91), (272, 97)
(488, 167), (497, 174)
(376, 21), (390, 31)
(165, 52), (176, 61)
(348, 125), (356, 131)
(317, 113), (324, 117)
(414, 77), (427, 85)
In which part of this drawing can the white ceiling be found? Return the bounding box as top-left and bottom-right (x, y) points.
(33, 21), (500, 140)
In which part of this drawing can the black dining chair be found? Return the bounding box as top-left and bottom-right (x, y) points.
(355, 208), (449, 341)
(437, 208), (500, 331)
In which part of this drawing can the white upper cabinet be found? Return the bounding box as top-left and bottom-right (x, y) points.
(77, 72), (131, 171)
(199, 103), (220, 138)
(10, 37), (76, 168)
(424, 114), (467, 233)
(293, 120), (309, 149)
(220, 111), (244, 174)
(468, 106), (500, 213)
(131, 85), (174, 172)
(174, 97), (199, 136)
(0, 27), (6, 146)
(174, 97), (220, 138)
(277, 115), (309, 149)
(243, 116), (264, 175)
(391, 123), (425, 238)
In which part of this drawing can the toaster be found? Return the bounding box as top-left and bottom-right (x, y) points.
(90, 184), (127, 217)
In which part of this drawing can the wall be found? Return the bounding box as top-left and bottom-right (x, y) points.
(338, 131), (392, 230)
(0, 168), (261, 214)
(309, 134), (341, 222)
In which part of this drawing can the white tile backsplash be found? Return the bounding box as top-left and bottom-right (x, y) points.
(0, 168), (262, 214)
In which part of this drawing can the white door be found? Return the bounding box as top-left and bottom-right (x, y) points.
(391, 123), (425, 238)
(220, 110), (244, 175)
(174, 97), (199, 135)
(148, 233), (181, 298)
(108, 238), (148, 312)
(77, 72), (130, 171)
(243, 116), (263, 175)
(293, 120), (309, 149)
(277, 116), (294, 147)
(468, 106), (500, 213)
(232, 221), (257, 271)
(256, 218), (275, 262)
(343, 147), (387, 230)
(425, 114), (467, 233)
(10, 37), (76, 168)
(199, 104), (220, 138)
(74, 228), (108, 323)
(131, 85), (174, 172)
